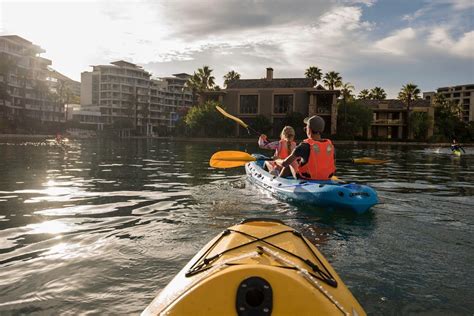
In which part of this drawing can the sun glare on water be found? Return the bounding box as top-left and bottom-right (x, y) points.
(28, 220), (71, 235)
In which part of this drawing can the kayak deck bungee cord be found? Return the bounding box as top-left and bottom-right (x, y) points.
(142, 219), (366, 316)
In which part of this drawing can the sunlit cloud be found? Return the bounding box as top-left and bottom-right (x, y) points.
(1, 0), (472, 97)
(374, 28), (416, 56)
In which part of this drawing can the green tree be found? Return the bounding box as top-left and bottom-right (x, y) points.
(184, 100), (234, 137)
(340, 82), (355, 126)
(410, 112), (431, 140)
(357, 89), (370, 100)
(323, 71), (342, 90)
(432, 93), (467, 141)
(398, 83), (421, 139)
(184, 73), (202, 105)
(282, 111), (306, 139)
(185, 66), (216, 105)
(223, 70), (240, 88)
(253, 114), (272, 135)
(340, 82), (355, 103)
(337, 100), (373, 139)
(196, 65), (215, 90)
(369, 87), (387, 100)
(305, 66), (323, 87)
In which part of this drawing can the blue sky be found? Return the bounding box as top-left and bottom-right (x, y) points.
(1, 0), (473, 97)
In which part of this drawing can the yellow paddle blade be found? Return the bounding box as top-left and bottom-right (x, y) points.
(215, 105), (249, 129)
(352, 157), (389, 165)
(210, 151), (257, 168)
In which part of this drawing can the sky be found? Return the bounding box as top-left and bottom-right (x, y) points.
(1, 0), (473, 98)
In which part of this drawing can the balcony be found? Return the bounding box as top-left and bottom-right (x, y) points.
(373, 119), (403, 125)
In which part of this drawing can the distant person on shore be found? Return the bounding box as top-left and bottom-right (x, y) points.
(451, 138), (466, 153)
(275, 115), (336, 180)
(258, 126), (296, 175)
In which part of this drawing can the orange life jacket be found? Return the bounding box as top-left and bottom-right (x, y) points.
(297, 138), (336, 180)
(276, 140), (296, 159)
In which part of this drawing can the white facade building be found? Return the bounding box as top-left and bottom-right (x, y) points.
(0, 35), (65, 123)
(81, 61), (193, 134)
(424, 84), (474, 122)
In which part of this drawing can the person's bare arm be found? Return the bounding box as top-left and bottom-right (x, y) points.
(275, 152), (298, 168)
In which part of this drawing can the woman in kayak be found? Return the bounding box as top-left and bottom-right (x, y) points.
(275, 115), (336, 180)
(258, 126), (296, 175)
(451, 138), (466, 154)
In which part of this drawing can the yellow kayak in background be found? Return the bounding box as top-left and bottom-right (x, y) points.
(453, 149), (462, 156)
(142, 219), (366, 316)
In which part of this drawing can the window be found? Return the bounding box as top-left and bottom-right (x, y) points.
(240, 95), (258, 114)
(273, 94), (293, 114)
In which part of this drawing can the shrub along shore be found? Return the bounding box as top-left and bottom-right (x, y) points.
(0, 133), (470, 147)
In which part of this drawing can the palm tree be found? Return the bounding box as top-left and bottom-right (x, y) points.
(196, 65), (215, 90)
(398, 83), (421, 139)
(323, 71), (342, 90)
(223, 70), (240, 88)
(340, 82), (355, 103)
(305, 66), (323, 87)
(340, 82), (354, 124)
(183, 73), (202, 105)
(370, 87), (387, 100)
(357, 89), (370, 100)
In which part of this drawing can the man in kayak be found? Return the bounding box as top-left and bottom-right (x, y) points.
(275, 115), (336, 180)
(451, 138), (466, 154)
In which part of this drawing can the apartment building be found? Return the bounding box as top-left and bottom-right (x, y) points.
(81, 61), (192, 134)
(47, 69), (81, 102)
(0, 35), (65, 123)
(359, 99), (434, 139)
(150, 73), (193, 130)
(424, 84), (474, 122)
(201, 68), (340, 137)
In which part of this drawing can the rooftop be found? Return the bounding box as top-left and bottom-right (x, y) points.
(358, 99), (431, 109)
(226, 78), (315, 89)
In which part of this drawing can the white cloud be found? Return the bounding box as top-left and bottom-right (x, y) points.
(1, 0), (472, 98)
(449, 0), (474, 10)
(429, 27), (474, 58)
(342, 0), (377, 7)
(374, 28), (416, 55)
(452, 31), (474, 57)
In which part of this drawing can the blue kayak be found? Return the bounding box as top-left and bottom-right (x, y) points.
(245, 159), (378, 214)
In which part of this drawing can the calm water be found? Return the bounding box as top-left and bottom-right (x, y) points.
(0, 139), (472, 315)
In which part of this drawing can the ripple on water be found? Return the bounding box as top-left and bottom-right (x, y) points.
(0, 141), (473, 315)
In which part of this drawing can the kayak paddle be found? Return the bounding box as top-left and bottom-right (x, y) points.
(210, 151), (270, 168)
(210, 150), (388, 169)
(216, 105), (261, 135)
